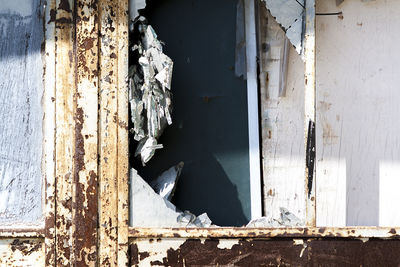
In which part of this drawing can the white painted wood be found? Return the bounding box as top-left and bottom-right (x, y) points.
(0, 239), (44, 266)
(0, 0), (44, 225)
(244, 0), (262, 220)
(316, 0), (400, 226)
(304, 0), (316, 226)
(260, 7), (306, 223)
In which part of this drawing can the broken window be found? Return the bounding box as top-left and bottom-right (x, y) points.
(129, 0), (400, 229)
(127, 0), (309, 228)
(128, 0), (263, 227)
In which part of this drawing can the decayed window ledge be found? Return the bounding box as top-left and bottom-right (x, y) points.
(128, 226), (400, 239)
(0, 228), (45, 238)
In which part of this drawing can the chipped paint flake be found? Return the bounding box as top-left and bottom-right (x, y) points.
(216, 239), (240, 250)
(0, 239), (44, 266)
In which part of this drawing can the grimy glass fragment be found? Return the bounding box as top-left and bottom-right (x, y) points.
(129, 17), (174, 164)
(263, 0), (305, 54)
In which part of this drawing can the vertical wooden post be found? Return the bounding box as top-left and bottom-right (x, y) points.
(98, 0), (129, 266)
(116, 0), (130, 265)
(304, 0), (316, 226)
(44, 0), (56, 265)
(54, 0), (100, 265)
(55, 0), (76, 265)
(73, 0), (99, 265)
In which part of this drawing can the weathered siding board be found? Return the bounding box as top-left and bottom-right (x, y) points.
(130, 237), (400, 266)
(316, 0), (400, 226)
(0, 239), (45, 266)
(0, 0), (45, 225)
(260, 9), (306, 223)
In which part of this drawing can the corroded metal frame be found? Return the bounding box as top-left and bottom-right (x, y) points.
(129, 227), (400, 239)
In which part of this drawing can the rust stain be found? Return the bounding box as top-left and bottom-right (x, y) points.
(129, 227), (400, 239)
(59, 0), (72, 12)
(131, 238), (400, 266)
(10, 239), (42, 256)
(266, 188), (275, 196)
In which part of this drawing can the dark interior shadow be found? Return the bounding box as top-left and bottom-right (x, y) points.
(129, 0), (251, 226)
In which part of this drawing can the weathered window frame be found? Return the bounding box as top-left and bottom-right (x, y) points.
(2, 0), (400, 265)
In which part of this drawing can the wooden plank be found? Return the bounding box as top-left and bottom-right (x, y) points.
(304, 0), (316, 226)
(54, 0), (75, 265)
(259, 6), (306, 224)
(316, 0), (400, 227)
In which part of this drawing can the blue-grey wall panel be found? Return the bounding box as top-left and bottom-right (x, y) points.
(0, 1), (44, 225)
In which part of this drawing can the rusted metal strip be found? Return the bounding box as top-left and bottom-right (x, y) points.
(130, 238), (400, 266)
(55, 0), (75, 265)
(116, 0), (130, 266)
(304, 0), (316, 226)
(44, 0), (57, 266)
(99, 0), (120, 265)
(129, 227), (400, 239)
(73, 0), (99, 265)
(0, 229), (45, 238)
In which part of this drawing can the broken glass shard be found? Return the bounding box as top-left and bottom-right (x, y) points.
(150, 162), (184, 201)
(129, 17), (174, 164)
(263, 0), (305, 54)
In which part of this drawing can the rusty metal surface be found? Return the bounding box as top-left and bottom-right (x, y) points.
(0, 239), (45, 266)
(54, 0), (75, 265)
(73, 0), (99, 265)
(99, 0), (129, 266)
(116, 0), (130, 265)
(0, 229), (45, 238)
(129, 227), (400, 239)
(129, 237), (400, 266)
(54, 0), (100, 265)
(99, 0), (119, 264)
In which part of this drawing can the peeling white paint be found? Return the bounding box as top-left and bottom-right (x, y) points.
(216, 239), (239, 250)
(136, 238), (185, 266)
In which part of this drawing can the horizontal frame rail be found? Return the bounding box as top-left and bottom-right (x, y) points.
(129, 227), (400, 239)
(0, 228), (45, 238)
